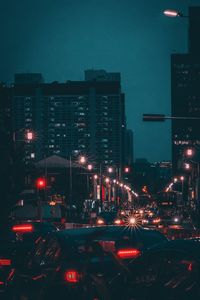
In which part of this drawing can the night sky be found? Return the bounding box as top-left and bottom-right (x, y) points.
(1, 0), (200, 162)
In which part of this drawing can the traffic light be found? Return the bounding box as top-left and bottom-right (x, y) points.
(36, 177), (46, 189)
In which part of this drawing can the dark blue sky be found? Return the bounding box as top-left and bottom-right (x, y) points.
(1, 0), (200, 162)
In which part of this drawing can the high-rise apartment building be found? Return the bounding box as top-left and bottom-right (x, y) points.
(0, 83), (12, 137)
(171, 7), (200, 174)
(84, 69), (121, 82)
(11, 73), (126, 170)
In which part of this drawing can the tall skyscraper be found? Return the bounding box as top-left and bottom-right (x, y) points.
(10, 72), (126, 170)
(124, 129), (134, 165)
(171, 7), (200, 174)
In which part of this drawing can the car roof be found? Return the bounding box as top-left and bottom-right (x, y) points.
(57, 226), (167, 241)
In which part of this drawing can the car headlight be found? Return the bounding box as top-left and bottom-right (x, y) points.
(173, 217), (179, 223)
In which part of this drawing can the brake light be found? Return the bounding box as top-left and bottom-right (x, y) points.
(97, 219), (104, 225)
(12, 224), (34, 233)
(64, 270), (81, 283)
(0, 259), (11, 266)
(153, 218), (161, 224)
(117, 248), (141, 259)
(114, 219), (122, 225)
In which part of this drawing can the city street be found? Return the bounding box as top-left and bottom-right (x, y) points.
(1, 1), (200, 299)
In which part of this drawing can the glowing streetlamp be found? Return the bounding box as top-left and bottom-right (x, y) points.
(108, 167), (113, 173)
(87, 164), (93, 171)
(185, 148), (195, 157)
(163, 9), (180, 18)
(163, 9), (188, 18)
(79, 155), (87, 164)
(26, 130), (34, 141)
(184, 163), (191, 170)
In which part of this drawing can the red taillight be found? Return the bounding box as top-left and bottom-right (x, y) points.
(64, 270), (81, 283)
(12, 224), (34, 233)
(0, 259), (11, 266)
(114, 219), (122, 225)
(117, 248), (141, 259)
(97, 219), (105, 225)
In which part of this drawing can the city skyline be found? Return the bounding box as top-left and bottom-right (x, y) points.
(1, 0), (200, 162)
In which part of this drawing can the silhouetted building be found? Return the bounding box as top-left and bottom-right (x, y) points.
(11, 72), (126, 170)
(133, 159), (172, 193)
(85, 69), (121, 82)
(171, 7), (200, 174)
(0, 83), (12, 138)
(15, 73), (44, 85)
(124, 129), (134, 165)
(189, 7), (200, 55)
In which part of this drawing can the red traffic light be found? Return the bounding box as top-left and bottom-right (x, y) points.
(36, 178), (46, 189)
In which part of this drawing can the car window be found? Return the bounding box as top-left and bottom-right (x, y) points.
(42, 238), (61, 265)
(129, 249), (200, 300)
(31, 237), (47, 266)
(157, 251), (200, 299)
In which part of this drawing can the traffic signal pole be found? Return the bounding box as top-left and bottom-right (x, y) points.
(37, 189), (42, 222)
(35, 178), (46, 222)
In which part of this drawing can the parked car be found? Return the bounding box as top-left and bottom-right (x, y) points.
(9, 228), (130, 300)
(122, 239), (200, 300)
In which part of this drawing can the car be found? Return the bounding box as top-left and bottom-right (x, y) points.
(0, 244), (15, 299)
(141, 215), (161, 227)
(96, 211), (125, 225)
(65, 225), (167, 263)
(0, 221), (58, 299)
(9, 228), (130, 300)
(121, 239), (200, 300)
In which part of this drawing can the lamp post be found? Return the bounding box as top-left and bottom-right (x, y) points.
(99, 163), (103, 211)
(184, 154), (200, 211)
(180, 176), (184, 193)
(86, 164), (93, 195)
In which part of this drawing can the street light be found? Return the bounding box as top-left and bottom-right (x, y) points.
(185, 148), (195, 158)
(163, 9), (188, 18)
(180, 175), (185, 200)
(79, 155), (87, 164)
